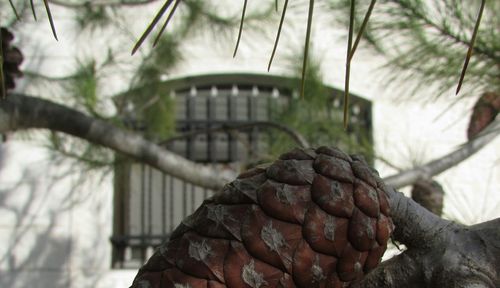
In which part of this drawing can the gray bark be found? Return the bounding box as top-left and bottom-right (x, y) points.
(0, 94), (229, 190)
(353, 185), (500, 287)
(384, 118), (499, 189)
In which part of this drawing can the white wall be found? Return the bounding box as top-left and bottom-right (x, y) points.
(0, 1), (498, 287)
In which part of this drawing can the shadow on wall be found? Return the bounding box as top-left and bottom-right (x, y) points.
(0, 143), (112, 288)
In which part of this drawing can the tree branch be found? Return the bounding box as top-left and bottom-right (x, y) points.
(0, 94), (229, 190)
(383, 117), (499, 189)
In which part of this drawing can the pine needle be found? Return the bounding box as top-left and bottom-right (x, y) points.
(268, 0), (289, 71)
(344, 0), (355, 129)
(0, 32), (5, 99)
(300, 0), (315, 99)
(348, 0), (376, 61)
(233, 0), (248, 58)
(30, 0), (38, 21)
(132, 0), (174, 55)
(152, 0), (181, 47)
(456, 0), (485, 95)
(43, 0), (58, 40)
(8, 0), (21, 20)
(275, 0), (278, 12)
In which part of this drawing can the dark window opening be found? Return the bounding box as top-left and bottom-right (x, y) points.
(111, 73), (372, 269)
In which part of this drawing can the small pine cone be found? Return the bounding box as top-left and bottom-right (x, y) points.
(131, 146), (394, 288)
(1, 27), (24, 97)
(411, 180), (444, 216)
(467, 92), (500, 140)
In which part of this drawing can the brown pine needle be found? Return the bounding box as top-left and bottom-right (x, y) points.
(0, 33), (5, 99)
(153, 0), (181, 47)
(8, 0), (21, 20)
(267, 0), (289, 71)
(344, 0), (355, 129)
(233, 0), (248, 58)
(132, 0), (174, 55)
(30, 0), (38, 21)
(300, 0), (315, 99)
(456, 0), (485, 95)
(348, 0), (376, 61)
(43, 0), (58, 40)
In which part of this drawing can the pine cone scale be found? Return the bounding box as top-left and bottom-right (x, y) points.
(131, 146), (394, 288)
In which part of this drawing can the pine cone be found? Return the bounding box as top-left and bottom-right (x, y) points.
(1, 27), (24, 98)
(411, 180), (444, 216)
(131, 146), (393, 288)
(467, 92), (499, 140)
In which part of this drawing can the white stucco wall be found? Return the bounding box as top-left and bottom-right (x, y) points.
(0, 1), (498, 287)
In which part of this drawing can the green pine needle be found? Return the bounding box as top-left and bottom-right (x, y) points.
(153, 0), (181, 47)
(233, 0), (248, 58)
(456, 0), (485, 95)
(132, 0), (174, 55)
(268, 0), (289, 71)
(300, 0), (315, 99)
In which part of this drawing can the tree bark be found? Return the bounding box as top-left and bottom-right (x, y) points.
(384, 117), (499, 189)
(0, 94), (498, 192)
(353, 185), (500, 287)
(0, 94), (229, 190)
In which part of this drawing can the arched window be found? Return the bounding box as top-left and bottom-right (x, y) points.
(111, 73), (372, 268)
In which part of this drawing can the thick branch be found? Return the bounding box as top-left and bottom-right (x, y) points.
(0, 94), (229, 190)
(383, 117), (499, 189)
(160, 121), (310, 149)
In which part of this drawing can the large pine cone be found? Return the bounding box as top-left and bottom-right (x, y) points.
(1, 27), (24, 97)
(131, 146), (393, 288)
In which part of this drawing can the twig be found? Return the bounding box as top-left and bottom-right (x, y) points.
(384, 117), (500, 188)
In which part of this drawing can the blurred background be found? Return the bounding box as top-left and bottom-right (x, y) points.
(0, 0), (498, 287)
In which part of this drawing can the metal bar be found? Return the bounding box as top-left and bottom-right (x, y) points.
(207, 91), (214, 162)
(228, 88), (236, 161)
(183, 181), (188, 218)
(191, 183), (195, 214)
(169, 175), (174, 231)
(148, 166), (153, 236)
(140, 164), (146, 263)
(187, 88), (196, 160)
(161, 172), (166, 235)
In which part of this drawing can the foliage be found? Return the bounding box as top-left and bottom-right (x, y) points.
(266, 50), (373, 162)
(325, 0), (500, 100)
